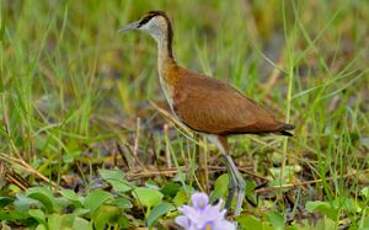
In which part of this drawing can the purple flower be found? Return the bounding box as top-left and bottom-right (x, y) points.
(175, 192), (236, 230)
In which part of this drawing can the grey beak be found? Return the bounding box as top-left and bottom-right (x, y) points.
(118, 21), (140, 33)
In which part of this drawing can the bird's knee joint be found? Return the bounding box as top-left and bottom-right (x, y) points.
(238, 180), (246, 190)
(228, 181), (237, 191)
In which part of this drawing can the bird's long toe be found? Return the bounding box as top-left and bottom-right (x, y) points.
(234, 178), (246, 216)
(225, 175), (237, 209)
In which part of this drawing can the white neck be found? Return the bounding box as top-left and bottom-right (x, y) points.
(156, 36), (174, 75)
(154, 35), (176, 113)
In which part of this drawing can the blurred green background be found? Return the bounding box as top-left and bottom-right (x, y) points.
(1, 0), (369, 228)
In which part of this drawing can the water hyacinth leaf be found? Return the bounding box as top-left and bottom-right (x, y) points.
(26, 187), (58, 213)
(0, 197), (14, 208)
(160, 182), (181, 198)
(237, 215), (262, 230)
(133, 187), (163, 209)
(210, 174), (229, 202)
(47, 213), (63, 230)
(72, 216), (92, 230)
(0, 210), (30, 222)
(28, 209), (46, 224)
(117, 215), (130, 229)
(14, 194), (42, 212)
(60, 189), (84, 207)
(146, 202), (175, 228)
(55, 196), (71, 210)
(237, 216), (274, 230)
(306, 201), (338, 220)
(145, 180), (160, 190)
(58, 214), (77, 228)
(173, 189), (188, 207)
(99, 169), (125, 180)
(92, 205), (121, 230)
(35, 224), (47, 230)
(266, 211), (284, 230)
(83, 190), (113, 213)
(73, 208), (91, 216)
(47, 213), (79, 230)
(99, 169), (133, 193)
(115, 197), (133, 209)
(26, 195), (53, 213)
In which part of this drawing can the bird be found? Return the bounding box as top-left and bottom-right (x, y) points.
(120, 10), (294, 216)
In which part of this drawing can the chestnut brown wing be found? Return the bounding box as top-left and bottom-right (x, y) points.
(173, 74), (282, 135)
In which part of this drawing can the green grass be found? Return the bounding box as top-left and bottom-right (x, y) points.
(1, 0), (369, 229)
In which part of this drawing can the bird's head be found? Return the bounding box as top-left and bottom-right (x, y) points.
(120, 11), (173, 43)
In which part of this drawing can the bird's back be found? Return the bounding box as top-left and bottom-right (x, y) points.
(170, 67), (293, 136)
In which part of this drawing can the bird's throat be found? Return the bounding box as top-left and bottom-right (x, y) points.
(157, 36), (174, 76)
(156, 36), (178, 113)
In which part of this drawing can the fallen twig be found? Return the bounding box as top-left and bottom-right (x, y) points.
(0, 153), (58, 189)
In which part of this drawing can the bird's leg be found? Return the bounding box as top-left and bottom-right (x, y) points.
(221, 154), (237, 209)
(207, 135), (246, 216)
(222, 154), (246, 216)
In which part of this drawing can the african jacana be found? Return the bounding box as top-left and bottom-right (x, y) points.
(120, 11), (294, 215)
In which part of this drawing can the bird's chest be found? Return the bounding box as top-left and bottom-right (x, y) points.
(158, 74), (189, 121)
(158, 63), (185, 116)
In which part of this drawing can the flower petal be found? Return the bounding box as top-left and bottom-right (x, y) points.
(177, 192), (235, 229)
(191, 192), (209, 209)
(180, 205), (203, 223)
(201, 204), (226, 222)
(175, 215), (190, 228)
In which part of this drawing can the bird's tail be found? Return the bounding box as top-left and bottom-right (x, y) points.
(277, 123), (295, 136)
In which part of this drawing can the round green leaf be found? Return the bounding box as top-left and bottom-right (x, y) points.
(133, 187), (163, 209)
(99, 169), (133, 193)
(84, 190), (113, 213)
(28, 209), (46, 224)
(146, 202), (175, 228)
(26, 187), (58, 213)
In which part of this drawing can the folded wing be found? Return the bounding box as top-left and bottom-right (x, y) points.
(173, 72), (288, 135)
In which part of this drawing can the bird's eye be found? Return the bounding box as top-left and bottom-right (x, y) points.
(138, 15), (154, 27)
